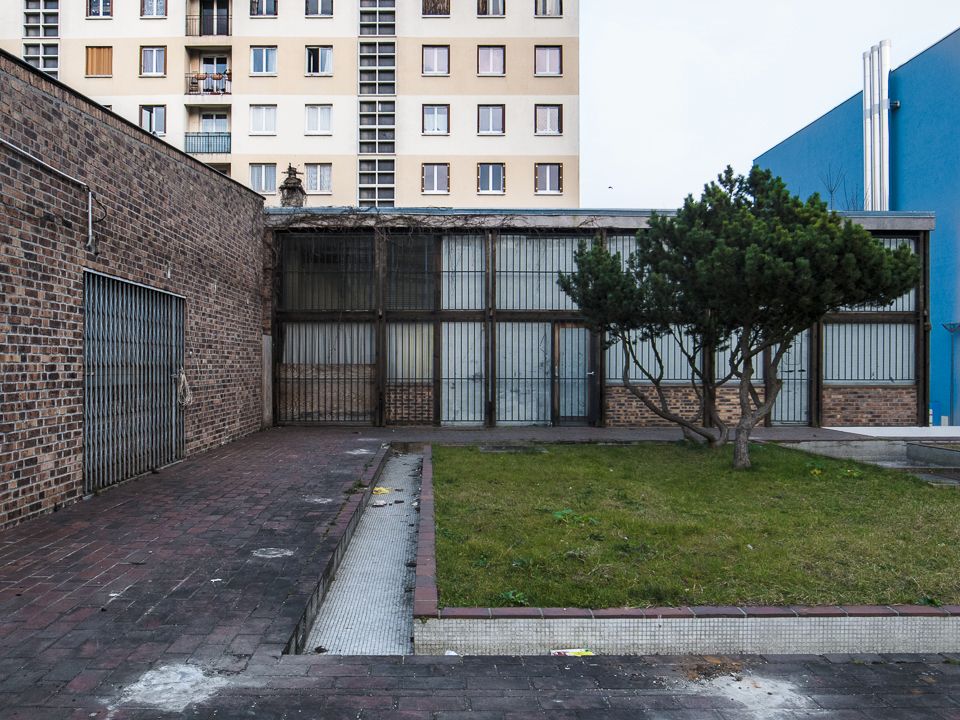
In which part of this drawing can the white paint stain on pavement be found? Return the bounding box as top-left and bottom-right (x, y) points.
(106, 664), (230, 716)
(676, 672), (813, 717)
(345, 449), (374, 456)
(251, 548), (295, 559)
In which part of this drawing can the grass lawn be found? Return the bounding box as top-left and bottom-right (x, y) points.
(432, 443), (960, 609)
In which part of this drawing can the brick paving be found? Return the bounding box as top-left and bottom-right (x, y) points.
(3, 426), (960, 719)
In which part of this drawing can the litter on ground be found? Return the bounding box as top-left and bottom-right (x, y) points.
(551, 649), (596, 657)
(372, 487), (392, 495)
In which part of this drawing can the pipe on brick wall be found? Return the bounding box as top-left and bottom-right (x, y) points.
(0, 135), (96, 252)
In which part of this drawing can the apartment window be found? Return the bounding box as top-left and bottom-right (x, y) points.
(422, 0), (449, 15)
(478, 45), (505, 75)
(535, 163), (562, 193)
(422, 45), (449, 75)
(250, 0), (277, 16)
(250, 164), (277, 193)
(535, 45), (562, 75)
(305, 163), (332, 193)
(305, 104), (332, 134)
(24, 0), (60, 37)
(140, 46), (166, 76)
(306, 0), (332, 15)
(478, 105), (504, 134)
(422, 104), (449, 134)
(251, 46), (277, 74)
(141, 0), (166, 17)
(422, 164), (449, 194)
(535, 104), (562, 134)
(477, 0), (504, 16)
(535, 0), (561, 16)
(200, 112), (228, 132)
(87, 0), (111, 17)
(478, 163), (505, 193)
(305, 46), (333, 75)
(250, 105), (277, 134)
(139, 105), (166, 135)
(84, 46), (112, 77)
(25, 43), (60, 77)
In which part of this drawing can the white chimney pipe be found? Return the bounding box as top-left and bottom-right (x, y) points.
(863, 40), (892, 211)
(879, 39), (891, 210)
(862, 50), (873, 210)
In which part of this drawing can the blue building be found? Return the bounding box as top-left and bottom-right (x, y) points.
(756, 29), (960, 425)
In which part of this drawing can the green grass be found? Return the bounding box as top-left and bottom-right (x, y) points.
(432, 443), (960, 609)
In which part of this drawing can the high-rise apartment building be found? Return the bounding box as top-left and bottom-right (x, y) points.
(1, 0), (579, 207)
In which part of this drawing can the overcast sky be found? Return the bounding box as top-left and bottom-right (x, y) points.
(580, 1), (960, 209)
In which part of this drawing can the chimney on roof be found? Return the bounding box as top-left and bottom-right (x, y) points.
(280, 164), (306, 208)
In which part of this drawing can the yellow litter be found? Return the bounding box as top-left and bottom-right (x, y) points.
(372, 487), (391, 495)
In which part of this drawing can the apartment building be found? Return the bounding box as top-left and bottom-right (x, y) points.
(1, 0), (579, 207)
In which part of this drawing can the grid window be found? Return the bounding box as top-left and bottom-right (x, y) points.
(87, 0), (111, 17)
(25, 43), (60, 77)
(535, 104), (562, 134)
(422, 45), (449, 75)
(478, 45), (505, 75)
(24, 0), (60, 37)
(422, 164), (450, 194)
(84, 46), (111, 76)
(423, 0), (449, 14)
(141, 0), (166, 16)
(250, 163), (277, 193)
(250, 104), (277, 134)
(139, 105), (166, 135)
(478, 0), (505, 15)
(251, 46), (277, 74)
(535, 163), (562, 193)
(250, 0), (277, 16)
(140, 46), (166, 76)
(305, 104), (332, 134)
(478, 163), (505, 193)
(535, 45), (562, 75)
(305, 163), (332, 193)
(305, 45), (333, 74)
(306, 0), (332, 15)
(422, 104), (449, 134)
(535, 0), (561, 15)
(478, 105), (504, 134)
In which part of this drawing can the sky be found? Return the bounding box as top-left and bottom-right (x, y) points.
(580, 1), (960, 209)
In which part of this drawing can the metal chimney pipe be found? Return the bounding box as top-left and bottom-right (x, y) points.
(879, 39), (892, 210)
(870, 44), (882, 210)
(862, 50), (873, 210)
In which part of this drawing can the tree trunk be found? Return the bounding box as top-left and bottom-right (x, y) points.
(733, 422), (753, 469)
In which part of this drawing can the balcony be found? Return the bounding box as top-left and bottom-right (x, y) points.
(184, 132), (231, 154)
(185, 72), (232, 96)
(185, 14), (231, 36)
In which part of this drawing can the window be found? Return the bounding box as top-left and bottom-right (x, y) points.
(250, 164), (277, 193)
(87, 0), (111, 17)
(305, 104), (332, 134)
(251, 46), (277, 74)
(250, 105), (277, 134)
(23, 0), (60, 38)
(26, 43), (60, 77)
(535, 104), (562, 134)
(305, 46), (333, 75)
(140, 46), (166, 76)
(535, 0), (561, 16)
(84, 46), (112, 77)
(535, 45), (562, 75)
(535, 163), (562, 193)
(422, 45), (449, 75)
(250, 0), (277, 16)
(477, 0), (504, 16)
(200, 112), (228, 132)
(478, 45), (505, 75)
(306, 0), (332, 15)
(478, 105), (504, 134)
(478, 163), (505, 193)
(422, 0), (449, 15)
(422, 104), (449, 134)
(305, 163), (332, 193)
(139, 105), (166, 135)
(141, 0), (166, 17)
(422, 163), (449, 194)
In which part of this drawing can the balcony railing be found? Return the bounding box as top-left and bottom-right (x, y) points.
(185, 72), (232, 95)
(185, 14), (231, 36)
(184, 132), (231, 154)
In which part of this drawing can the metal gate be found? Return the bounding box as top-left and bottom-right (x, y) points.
(83, 272), (185, 493)
(771, 330), (810, 425)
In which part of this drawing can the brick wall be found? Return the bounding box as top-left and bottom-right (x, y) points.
(276, 365), (376, 422)
(0, 52), (264, 529)
(604, 384), (765, 427)
(386, 384), (434, 425)
(822, 386), (918, 427)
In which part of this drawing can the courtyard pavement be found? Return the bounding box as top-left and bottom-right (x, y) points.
(2, 426), (960, 719)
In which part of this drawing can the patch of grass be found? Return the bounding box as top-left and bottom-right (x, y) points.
(433, 443), (960, 609)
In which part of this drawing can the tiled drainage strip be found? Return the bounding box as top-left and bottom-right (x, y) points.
(413, 445), (960, 656)
(304, 453), (421, 655)
(284, 445), (390, 655)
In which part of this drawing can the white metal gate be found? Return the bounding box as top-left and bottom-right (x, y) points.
(83, 272), (185, 493)
(772, 330), (810, 425)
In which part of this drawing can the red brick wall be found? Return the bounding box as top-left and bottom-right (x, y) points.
(822, 386), (918, 427)
(0, 53), (265, 529)
(386, 384), (434, 425)
(604, 384), (765, 427)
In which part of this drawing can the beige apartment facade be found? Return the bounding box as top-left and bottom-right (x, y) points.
(3, 0), (579, 208)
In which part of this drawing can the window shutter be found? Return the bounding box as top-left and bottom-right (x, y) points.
(502, 164), (506, 193)
(534, 164), (540, 193)
(85, 46), (112, 76)
(444, 164), (450, 193)
(421, 164), (426, 193)
(558, 164), (563, 193)
(477, 164), (481, 192)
